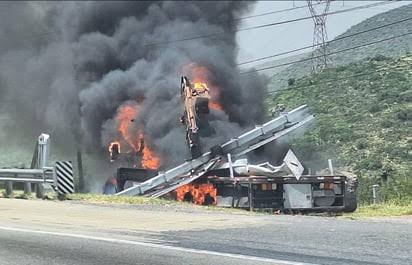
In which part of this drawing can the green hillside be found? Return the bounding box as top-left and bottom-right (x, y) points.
(267, 54), (412, 204)
(269, 4), (412, 92)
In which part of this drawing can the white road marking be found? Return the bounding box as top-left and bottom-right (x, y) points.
(0, 225), (317, 265)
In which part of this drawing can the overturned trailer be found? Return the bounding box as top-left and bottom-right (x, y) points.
(115, 105), (358, 213)
(172, 153), (357, 213)
(174, 163), (357, 212)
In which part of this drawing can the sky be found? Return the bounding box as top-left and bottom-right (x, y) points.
(237, 0), (411, 67)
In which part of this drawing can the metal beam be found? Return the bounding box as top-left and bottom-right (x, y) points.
(0, 168), (53, 177)
(0, 178), (53, 183)
(234, 115), (314, 158)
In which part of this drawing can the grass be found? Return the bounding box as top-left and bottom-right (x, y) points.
(67, 194), (412, 217)
(344, 202), (412, 219)
(66, 193), (251, 214)
(2, 190), (411, 218)
(0, 189), (251, 214)
(66, 193), (179, 206)
(0, 188), (29, 199)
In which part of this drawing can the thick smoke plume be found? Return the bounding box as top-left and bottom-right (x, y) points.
(0, 2), (267, 187)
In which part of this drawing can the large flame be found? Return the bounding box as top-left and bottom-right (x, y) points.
(175, 183), (217, 205)
(108, 104), (161, 170)
(115, 105), (139, 151)
(185, 64), (223, 111)
(138, 133), (160, 170)
(141, 146), (161, 169)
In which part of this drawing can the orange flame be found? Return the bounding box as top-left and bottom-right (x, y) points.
(115, 105), (139, 151)
(108, 141), (121, 162)
(184, 63), (223, 111)
(209, 101), (223, 111)
(138, 133), (160, 170)
(108, 141), (121, 153)
(109, 104), (161, 170)
(175, 183), (217, 205)
(141, 145), (161, 170)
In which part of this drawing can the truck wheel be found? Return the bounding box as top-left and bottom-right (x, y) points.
(343, 174), (358, 212)
(183, 192), (194, 203)
(203, 193), (215, 205)
(343, 191), (357, 212)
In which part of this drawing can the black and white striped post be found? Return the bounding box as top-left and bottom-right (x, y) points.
(55, 161), (75, 200)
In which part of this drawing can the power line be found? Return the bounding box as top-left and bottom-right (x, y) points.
(0, 3), (322, 46)
(237, 16), (412, 66)
(266, 63), (405, 95)
(239, 31), (412, 76)
(0, 1), (398, 50)
(231, 3), (317, 22)
(141, 0), (397, 48)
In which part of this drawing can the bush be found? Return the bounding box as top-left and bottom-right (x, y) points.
(399, 90), (412, 102)
(356, 139), (368, 149)
(267, 54), (412, 205)
(396, 109), (411, 121)
(368, 104), (381, 113)
(371, 54), (389, 61)
(381, 119), (393, 128)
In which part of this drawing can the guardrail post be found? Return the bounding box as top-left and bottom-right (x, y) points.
(5, 181), (13, 198)
(372, 184), (379, 204)
(35, 184), (44, 199)
(24, 183), (32, 196)
(57, 193), (66, 201)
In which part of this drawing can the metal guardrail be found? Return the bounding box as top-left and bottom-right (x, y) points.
(0, 167), (55, 197)
(0, 133), (53, 198)
(0, 134), (75, 199)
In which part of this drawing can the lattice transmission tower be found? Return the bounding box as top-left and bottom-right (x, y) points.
(307, 0), (331, 73)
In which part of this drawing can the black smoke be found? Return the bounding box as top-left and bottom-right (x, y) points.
(0, 1), (267, 185)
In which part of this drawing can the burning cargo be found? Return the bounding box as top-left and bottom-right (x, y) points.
(171, 151), (357, 213)
(113, 100), (358, 213)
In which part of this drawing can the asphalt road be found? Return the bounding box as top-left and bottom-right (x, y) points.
(0, 199), (410, 265)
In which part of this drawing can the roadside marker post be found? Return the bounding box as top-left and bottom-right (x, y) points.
(372, 184), (379, 204)
(55, 161), (75, 200)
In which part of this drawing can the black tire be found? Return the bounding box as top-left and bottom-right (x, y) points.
(183, 192), (194, 203)
(203, 193), (215, 205)
(343, 175), (358, 212)
(343, 191), (358, 212)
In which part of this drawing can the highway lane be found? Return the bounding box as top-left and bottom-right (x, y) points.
(156, 217), (412, 265)
(0, 199), (410, 265)
(0, 226), (311, 265)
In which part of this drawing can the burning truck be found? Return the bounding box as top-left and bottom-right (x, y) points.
(172, 152), (358, 213)
(108, 77), (358, 213)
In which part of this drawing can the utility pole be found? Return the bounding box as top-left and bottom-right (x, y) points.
(307, 0), (331, 73)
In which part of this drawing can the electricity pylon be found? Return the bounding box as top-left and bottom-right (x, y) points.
(307, 0), (331, 73)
